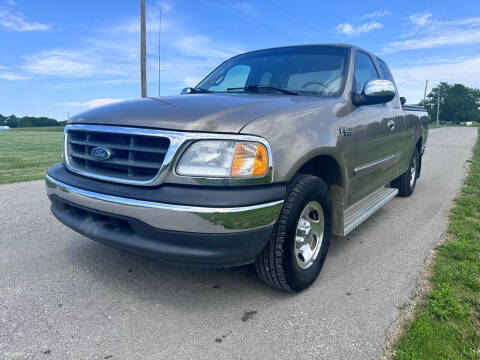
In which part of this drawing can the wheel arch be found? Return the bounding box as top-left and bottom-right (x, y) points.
(290, 153), (346, 237)
(292, 153), (345, 188)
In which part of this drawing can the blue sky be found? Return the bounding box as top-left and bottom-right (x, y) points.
(0, 0), (479, 121)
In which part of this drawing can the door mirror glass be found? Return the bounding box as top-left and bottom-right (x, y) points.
(181, 87), (194, 95)
(353, 79), (395, 106)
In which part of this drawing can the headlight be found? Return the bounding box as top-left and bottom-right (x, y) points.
(177, 140), (269, 178)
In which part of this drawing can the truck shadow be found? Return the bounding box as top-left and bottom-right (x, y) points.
(64, 234), (291, 308)
(63, 199), (398, 309)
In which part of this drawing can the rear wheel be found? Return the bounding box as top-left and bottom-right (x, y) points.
(254, 174), (331, 292)
(392, 148), (419, 197)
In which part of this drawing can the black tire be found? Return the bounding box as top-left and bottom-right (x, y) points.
(392, 147), (420, 197)
(254, 174), (332, 292)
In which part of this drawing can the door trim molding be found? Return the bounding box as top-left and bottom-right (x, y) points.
(354, 151), (402, 176)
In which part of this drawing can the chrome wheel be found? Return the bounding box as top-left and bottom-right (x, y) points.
(294, 201), (324, 269)
(410, 156), (416, 188)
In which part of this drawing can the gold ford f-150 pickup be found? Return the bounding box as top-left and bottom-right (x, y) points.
(46, 44), (428, 292)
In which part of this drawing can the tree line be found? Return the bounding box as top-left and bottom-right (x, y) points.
(0, 114), (65, 128)
(420, 83), (480, 124)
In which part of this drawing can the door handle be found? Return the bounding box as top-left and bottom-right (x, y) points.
(387, 120), (395, 130)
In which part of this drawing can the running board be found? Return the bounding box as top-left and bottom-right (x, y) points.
(333, 187), (398, 237)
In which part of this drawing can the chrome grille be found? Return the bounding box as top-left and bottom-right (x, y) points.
(66, 129), (170, 182)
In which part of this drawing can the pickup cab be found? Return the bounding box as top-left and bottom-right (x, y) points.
(46, 44), (428, 292)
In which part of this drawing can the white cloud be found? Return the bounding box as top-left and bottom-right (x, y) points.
(0, 72), (28, 80)
(21, 49), (138, 79)
(21, 50), (95, 77)
(357, 9), (393, 21)
(336, 21), (383, 36)
(408, 12), (433, 26)
(173, 34), (241, 59)
(455, 17), (480, 27)
(383, 14), (480, 53)
(57, 98), (124, 109)
(0, 64), (28, 80)
(18, 1), (243, 91)
(0, 8), (50, 31)
(392, 56), (480, 103)
(383, 29), (480, 53)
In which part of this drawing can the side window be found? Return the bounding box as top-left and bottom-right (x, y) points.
(377, 58), (395, 83)
(208, 65), (251, 92)
(353, 52), (379, 93)
(377, 57), (399, 107)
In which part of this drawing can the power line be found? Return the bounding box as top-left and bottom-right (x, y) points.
(216, 0), (295, 42)
(268, 0), (320, 35)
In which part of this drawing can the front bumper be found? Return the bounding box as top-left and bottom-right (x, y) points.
(46, 174), (284, 267)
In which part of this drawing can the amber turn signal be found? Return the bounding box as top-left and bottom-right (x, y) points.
(231, 142), (268, 177)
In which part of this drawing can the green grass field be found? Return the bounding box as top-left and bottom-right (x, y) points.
(0, 129), (64, 184)
(393, 128), (480, 359)
(10, 126), (65, 132)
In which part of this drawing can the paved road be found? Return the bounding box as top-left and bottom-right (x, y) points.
(0, 127), (477, 360)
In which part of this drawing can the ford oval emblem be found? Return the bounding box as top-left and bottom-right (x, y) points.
(91, 146), (112, 161)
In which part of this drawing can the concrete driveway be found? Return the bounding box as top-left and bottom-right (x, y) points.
(0, 127), (477, 360)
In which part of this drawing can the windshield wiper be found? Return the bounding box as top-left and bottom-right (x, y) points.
(227, 85), (298, 95)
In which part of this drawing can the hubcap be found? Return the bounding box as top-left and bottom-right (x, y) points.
(294, 201), (324, 269)
(410, 157), (416, 188)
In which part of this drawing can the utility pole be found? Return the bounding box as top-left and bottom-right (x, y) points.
(158, 8), (161, 97)
(140, 0), (147, 98)
(423, 80), (428, 105)
(436, 86), (441, 126)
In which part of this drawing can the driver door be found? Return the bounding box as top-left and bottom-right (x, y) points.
(348, 51), (404, 204)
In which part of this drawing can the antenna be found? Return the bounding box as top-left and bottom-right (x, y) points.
(140, 0), (147, 98)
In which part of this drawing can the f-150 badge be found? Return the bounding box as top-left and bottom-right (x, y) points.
(339, 127), (352, 136)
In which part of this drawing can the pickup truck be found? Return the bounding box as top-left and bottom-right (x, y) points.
(46, 44), (428, 292)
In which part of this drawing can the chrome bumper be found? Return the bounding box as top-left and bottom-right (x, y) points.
(46, 175), (284, 234)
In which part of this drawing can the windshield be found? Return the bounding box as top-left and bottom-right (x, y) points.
(196, 46), (349, 96)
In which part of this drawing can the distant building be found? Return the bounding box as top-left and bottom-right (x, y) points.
(0, 126), (10, 131)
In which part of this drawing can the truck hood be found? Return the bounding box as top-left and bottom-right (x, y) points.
(69, 93), (321, 133)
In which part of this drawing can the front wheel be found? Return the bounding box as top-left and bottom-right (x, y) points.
(255, 174), (332, 292)
(392, 148), (420, 197)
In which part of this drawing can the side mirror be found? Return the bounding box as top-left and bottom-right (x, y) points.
(353, 79), (396, 106)
(400, 97), (406, 105)
(181, 87), (194, 95)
